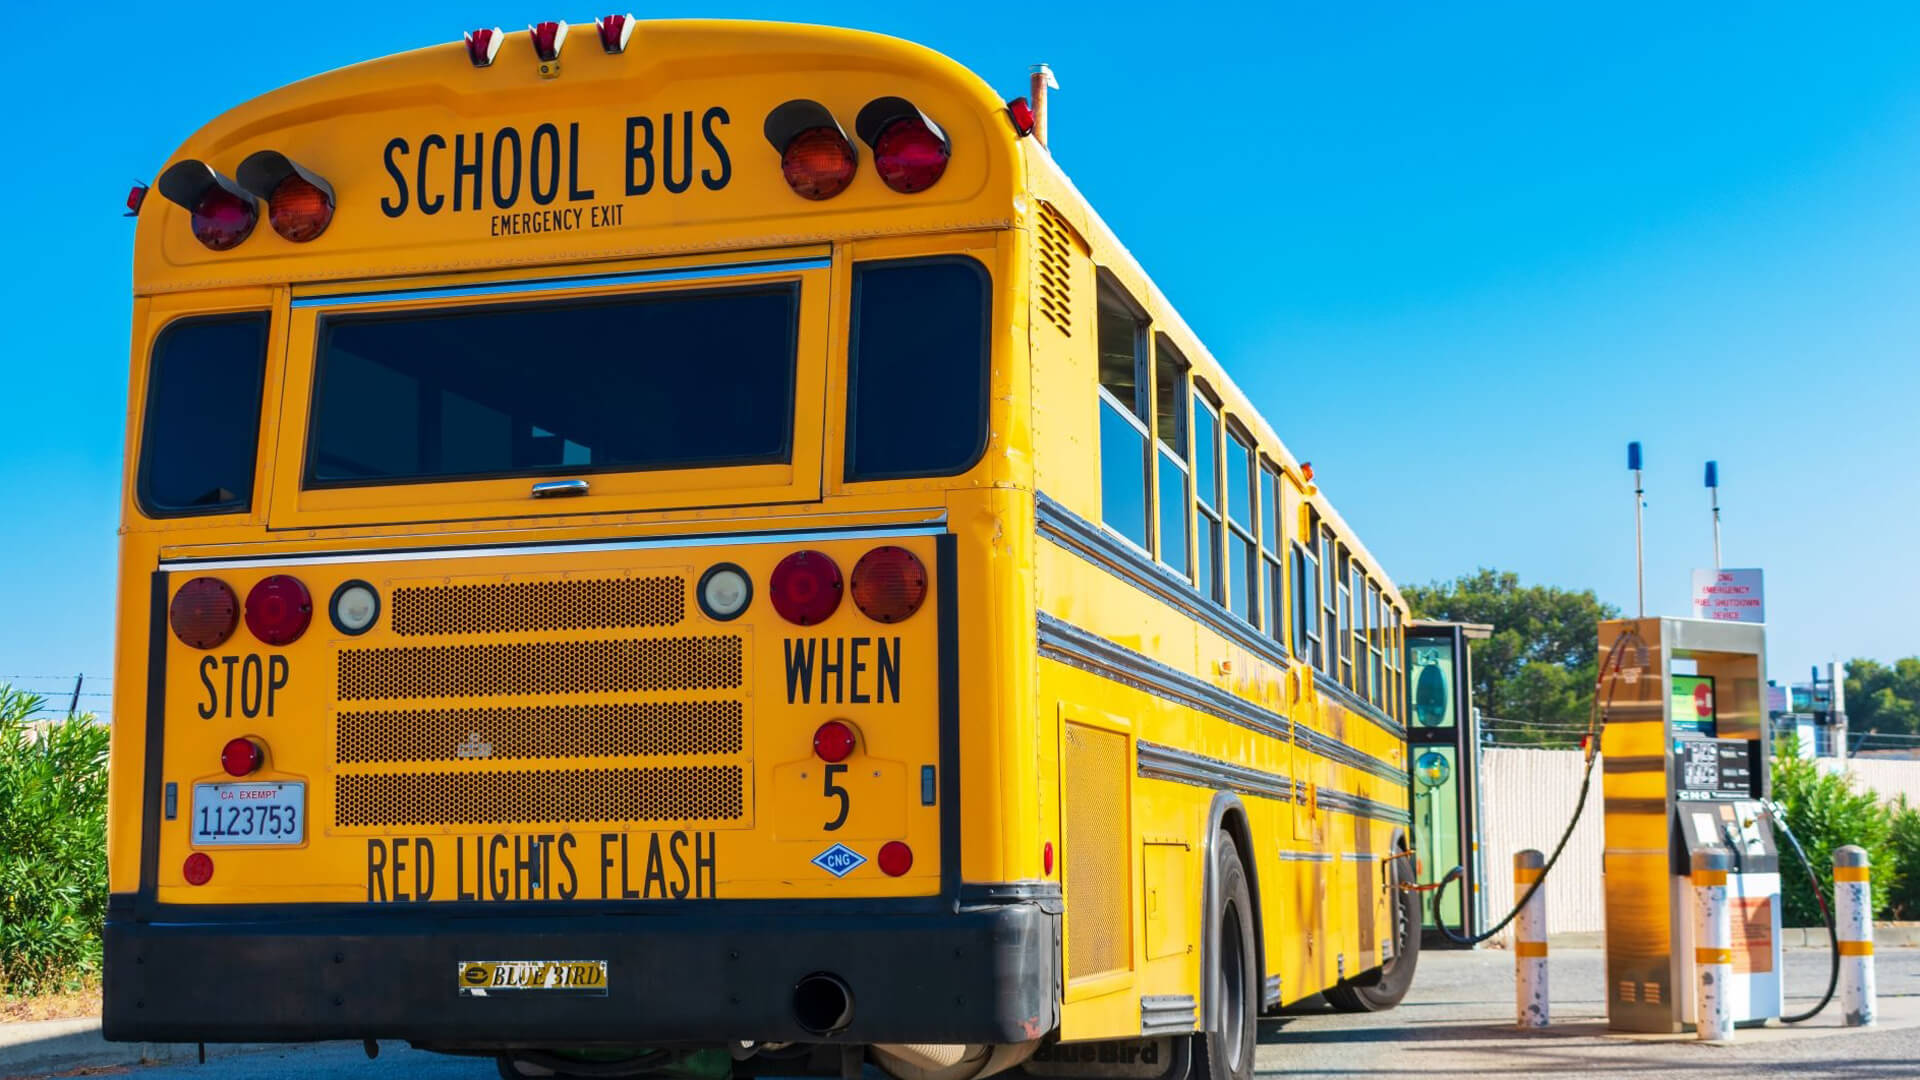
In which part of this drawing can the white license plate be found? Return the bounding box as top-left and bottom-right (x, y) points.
(191, 782), (306, 845)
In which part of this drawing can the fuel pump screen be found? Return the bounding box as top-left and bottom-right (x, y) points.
(1676, 740), (1754, 800)
(1671, 674), (1716, 735)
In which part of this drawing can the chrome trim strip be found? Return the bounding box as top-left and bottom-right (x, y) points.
(158, 522), (948, 571)
(291, 256), (832, 309)
(1038, 613), (1290, 741)
(1136, 740), (1294, 803)
(1140, 994), (1198, 1037)
(1293, 724), (1410, 787)
(1277, 851), (1336, 862)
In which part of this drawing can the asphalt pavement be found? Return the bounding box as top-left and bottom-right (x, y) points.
(5, 947), (1916, 1079)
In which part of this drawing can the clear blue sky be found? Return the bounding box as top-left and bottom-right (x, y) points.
(5, 2), (1918, 716)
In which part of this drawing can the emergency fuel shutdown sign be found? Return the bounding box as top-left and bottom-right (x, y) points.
(1692, 568), (1765, 624)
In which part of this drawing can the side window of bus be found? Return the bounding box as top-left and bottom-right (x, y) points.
(1192, 396), (1224, 605)
(1366, 579), (1384, 707)
(138, 312), (270, 517)
(1319, 525), (1338, 677)
(1351, 559), (1370, 701)
(1261, 462), (1284, 645)
(1336, 544), (1354, 689)
(847, 257), (990, 481)
(1292, 540), (1320, 664)
(1153, 338), (1190, 578)
(1389, 605), (1405, 721)
(1224, 424), (1258, 625)
(1096, 285), (1151, 550)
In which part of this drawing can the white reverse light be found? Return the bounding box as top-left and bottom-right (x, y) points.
(331, 581), (381, 635)
(699, 565), (752, 621)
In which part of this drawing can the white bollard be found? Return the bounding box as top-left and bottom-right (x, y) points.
(1515, 849), (1548, 1027)
(1835, 845), (1876, 1027)
(1691, 847), (1733, 1042)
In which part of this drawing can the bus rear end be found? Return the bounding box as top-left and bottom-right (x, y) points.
(105, 20), (1053, 1070)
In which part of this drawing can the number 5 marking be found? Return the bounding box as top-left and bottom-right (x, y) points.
(823, 764), (850, 831)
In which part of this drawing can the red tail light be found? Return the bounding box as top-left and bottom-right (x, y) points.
(764, 100), (857, 200)
(1007, 97), (1036, 137)
(245, 575), (313, 646)
(170, 578), (239, 650)
(878, 841), (913, 877)
(850, 546), (927, 623)
(597, 13), (634, 52)
(529, 20), (568, 62)
(813, 721), (856, 763)
(126, 183), (148, 216)
(466, 27), (503, 67)
(221, 737), (265, 777)
(156, 160), (257, 251)
(770, 551), (843, 625)
(238, 151), (334, 242)
(183, 852), (215, 886)
(856, 97), (951, 194)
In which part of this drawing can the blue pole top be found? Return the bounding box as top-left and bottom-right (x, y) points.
(1627, 441), (1643, 470)
(1705, 460), (1719, 488)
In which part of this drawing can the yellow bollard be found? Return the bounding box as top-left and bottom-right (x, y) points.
(1515, 849), (1547, 1027)
(1835, 845), (1876, 1027)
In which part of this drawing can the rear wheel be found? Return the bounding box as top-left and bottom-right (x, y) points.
(1192, 834), (1256, 1080)
(1324, 850), (1421, 1013)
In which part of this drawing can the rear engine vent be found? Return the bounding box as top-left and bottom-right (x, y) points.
(390, 575), (685, 636)
(337, 636), (743, 702)
(1036, 202), (1077, 337)
(336, 700), (745, 765)
(335, 764), (745, 828)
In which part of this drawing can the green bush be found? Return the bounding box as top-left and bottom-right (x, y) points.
(0, 685), (110, 994)
(1770, 750), (1899, 926)
(1883, 798), (1920, 921)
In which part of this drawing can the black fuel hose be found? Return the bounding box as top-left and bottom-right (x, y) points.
(1766, 801), (1839, 1023)
(1428, 629), (1642, 946)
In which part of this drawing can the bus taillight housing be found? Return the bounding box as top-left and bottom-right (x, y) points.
(245, 575), (313, 646)
(856, 97), (950, 193)
(850, 546), (927, 623)
(169, 578), (239, 649)
(764, 100), (857, 201)
(155, 160), (257, 251)
(770, 551), (843, 625)
(237, 151), (335, 242)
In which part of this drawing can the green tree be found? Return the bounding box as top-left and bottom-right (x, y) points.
(1402, 569), (1619, 744)
(0, 685), (110, 993)
(1844, 657), (1920, 736)
(1771, 746), (1899, 925)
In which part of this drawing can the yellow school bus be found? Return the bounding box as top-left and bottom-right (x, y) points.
(105, 18), (1417, 1080)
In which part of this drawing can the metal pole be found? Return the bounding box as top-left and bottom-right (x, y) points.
(1705, 460), (1721, 570)
(68, 673), (83, 718)
(1692, 847), (1733, 1041)
(1029, 64), (1058, 149)
(1835, 845), (1876, 1026)
(1629, 442), (1645, 617)
(1514, 849), (1548, 1027)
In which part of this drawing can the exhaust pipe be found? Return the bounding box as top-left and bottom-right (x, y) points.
(792, 973), (854, 1036)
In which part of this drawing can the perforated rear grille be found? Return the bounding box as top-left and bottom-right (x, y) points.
(1063, 722), (1131, 980)
(390, 576), (685, 636)
(337, 637), (742, 702)
(337, 700), (744, 765)
(335, 764), (744, 827)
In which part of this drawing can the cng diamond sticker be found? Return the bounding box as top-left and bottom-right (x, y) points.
(812, 843), (866, 877)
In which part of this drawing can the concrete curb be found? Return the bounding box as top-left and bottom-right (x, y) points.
(0, 1017), (279, 1079)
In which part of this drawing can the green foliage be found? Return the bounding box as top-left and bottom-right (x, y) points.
(0, 685), (110, 994)
(1845, 657), (1920, 736)
(1401, 568), (1619, 744)
(1885, 799), (1920, 921)
(1770, 748), (1899, 927)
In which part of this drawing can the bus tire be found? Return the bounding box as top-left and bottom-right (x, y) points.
(1323, 852), (1421, 1013)
(1192, 834), (1256, 1080)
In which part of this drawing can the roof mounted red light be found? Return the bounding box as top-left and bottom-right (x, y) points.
(237, 151), (335, 242)
(529, 20), (568, 62)
(770, 550), (844, 625)
(245, 574), (313, 646)
(855, 97), (951, 193)
(764, 100), (857, 201)
(465, 27), (503, 67)
(1006, 97), (1036, 137)
(155, 160), (257, 251)
(596, 13), (635, 53)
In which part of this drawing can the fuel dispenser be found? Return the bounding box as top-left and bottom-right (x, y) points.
(1406, 621), (1491, 945)
(1600, 616), (1783, 1032)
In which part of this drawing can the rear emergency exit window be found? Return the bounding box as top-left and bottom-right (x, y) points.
(138, 313), (270, 517)
(845, 257), (989, 482)
(306, 285), (798, 487)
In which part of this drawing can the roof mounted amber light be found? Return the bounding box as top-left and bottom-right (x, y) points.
(156, 160), (257, 251)
(854, 97), (951, 194)
(237, 151), (335, 242)
(764, 100), (857, 201)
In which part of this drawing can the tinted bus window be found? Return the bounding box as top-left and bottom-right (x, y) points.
(848, 258), (990, 481)
(139, 313), (269, 516)
(308, 285), (797, 486)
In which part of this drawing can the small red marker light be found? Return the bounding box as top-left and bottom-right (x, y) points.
(1300, 461), (1314, 483)
(1007, 97), (1035, 137)
(770, 551), (843, 625)
(529, 20), (568, 62)
(245, 574), (313, 646)
(813, 721), (856, 764)
(596, 13), (635, 53)
(465, 27), (503, 67)
(1043, 841), (1055, 876)
(878, 841), (913, 877)
(126, 183), (148, 216)
(183, 852), (215, 886)
(221, 737), (264, 777)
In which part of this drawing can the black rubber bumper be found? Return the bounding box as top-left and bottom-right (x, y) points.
(103, 896), (1060, 1047)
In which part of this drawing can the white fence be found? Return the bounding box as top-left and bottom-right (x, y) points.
(1474, 748), (1920, 941)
